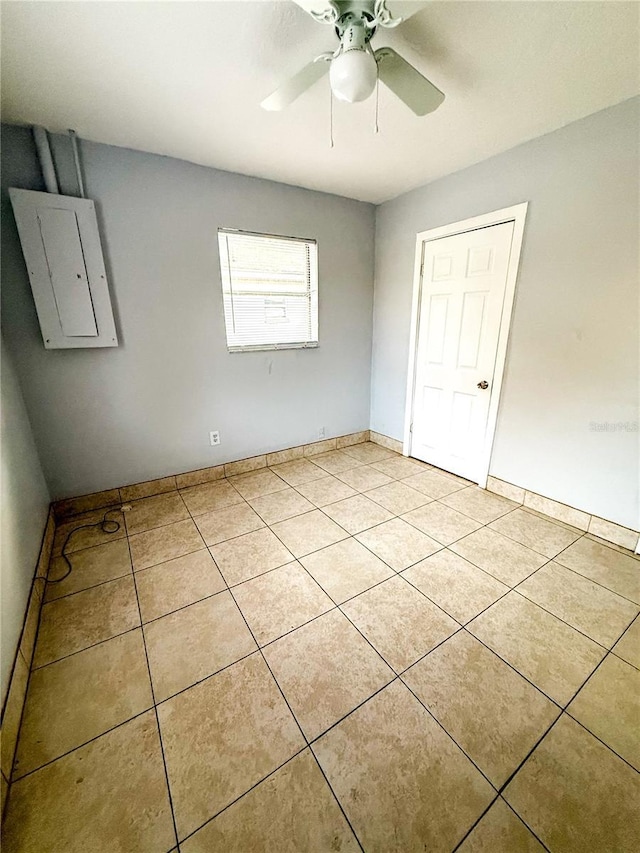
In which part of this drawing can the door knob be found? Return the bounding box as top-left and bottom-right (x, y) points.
(477, 380), (489, 390)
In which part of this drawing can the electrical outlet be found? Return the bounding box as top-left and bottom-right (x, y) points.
(318, 426), (325, 439)
(209, 430), (220, 446)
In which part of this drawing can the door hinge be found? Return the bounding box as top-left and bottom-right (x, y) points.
(409, 422), (413, 434)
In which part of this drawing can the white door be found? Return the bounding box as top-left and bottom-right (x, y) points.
(410, 221), (515, 482)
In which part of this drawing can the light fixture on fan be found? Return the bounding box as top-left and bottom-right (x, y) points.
(329, 47), (378, 102)
(261, 0), (445, 116)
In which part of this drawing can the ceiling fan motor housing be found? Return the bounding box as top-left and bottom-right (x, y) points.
(329, 2), (378, 102)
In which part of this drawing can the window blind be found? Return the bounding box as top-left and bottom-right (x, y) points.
(217, 229), (319, 352)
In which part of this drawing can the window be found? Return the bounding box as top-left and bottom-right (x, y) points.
(217, 229), (318, 352)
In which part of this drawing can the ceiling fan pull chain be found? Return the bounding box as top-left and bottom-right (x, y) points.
(329, 83), (335, 148)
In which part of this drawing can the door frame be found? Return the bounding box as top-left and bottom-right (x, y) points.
(403, 202), (529, 488)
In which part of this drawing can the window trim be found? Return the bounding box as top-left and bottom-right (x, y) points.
(218, 227), (319, 354)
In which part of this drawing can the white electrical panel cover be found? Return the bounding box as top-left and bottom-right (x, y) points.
(9, 188), (118, 349)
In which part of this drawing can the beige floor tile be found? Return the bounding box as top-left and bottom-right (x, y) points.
(34, 576), (140, 668)
(489, 508), (581, 558)
(248, 487), (314, 525)
(356, 517), (442, 571)
(401, 469), (467, 499)
(555, 536), (640, 604)
(586, 532), (640, 558)
(209, 527), (294, 585)
(314, 680), (494, 853)
(309, 449), (363, 475)
(365, 480), (432, 514)
(432, 467), (475, 486)
(225, 455), (266, 477)
(229, 469), (289, 500)
(53, 508), (126, 556)
(403, 550), (509, 623)
(404, 631), (559, 787)
(322, 494), (394, 534)
(136, 549), (226, 622)
(450, 527), (547, 586)
(337, 431), (370, 449)
(504, 715), (640, 852)
(144, 592), (257, 701)
(1, 652), (29, 779)
(266, 446), (304, 466)
(180, 750), (358, 853)
(300, 537), (394, 603)
(516, 562), (639, 647)
(175, 464), (225, 490)
(441, 486), (519, 524)
(568, 654), (640, 769)
(342, 575), (458, 671)
(128, 518), (204, 571)
(371, 456), (429, 480)
(233, 562), (334, 646)
(269, 458), (326, 486)
(588, 516), (638, 551)
(179, 479), (245, 516)
(120, 475), (177, 502)
(194, 502), (264, 545)
(270, 509), (349, 558)
(3, 712), (175, 853)
(296, 475), (358, 507)
(45, 538), (132, 601)
(403, 502), (484, 546)
(468, 593), (606, 705)
(524, 491), (590, 531)
(14, 630), (152, 778)
(336, 465), (394, 492)
(158, 653), (304, 840)
(264, 609), (394, 740)
(124, 492), (189, 535)
(341, 441), (396, 464)
(457, 798), (546, 852)
(613, 617), (640, 668)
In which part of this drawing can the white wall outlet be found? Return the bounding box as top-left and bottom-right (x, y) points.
(318, 426), (325, 439)
(209, 430), (220, 446)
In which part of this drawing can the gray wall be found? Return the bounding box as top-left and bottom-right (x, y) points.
(1, 126), (375, 499)
(1, 336), (50, 700)
(372, 97), (639, 531)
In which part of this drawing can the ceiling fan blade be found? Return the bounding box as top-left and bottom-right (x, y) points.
(382, 1), (429, 24)
(261, 58), (330, 111)
(375, 47), (444, 116)
(291, 0), (339, 23)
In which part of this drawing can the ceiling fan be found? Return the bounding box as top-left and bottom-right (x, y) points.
(261, 0), (444, 116)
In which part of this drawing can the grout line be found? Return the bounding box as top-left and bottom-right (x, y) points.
(498, 796), (554, 853)
(125, 532), (181, 851)
(133, 545), (211, 575)
(31, 625), (142, 672)
(41, 568), (133, 605)
(175, 744), (310, 847)
(220, 576), (365, 848)
(509, 586), (637, 652)
(547, 554), (640, 607)
(177, 491), (367, 851)
(565, 712), (640, 774)
(17, 464), (637, 851)
(10, 706), (153, 785)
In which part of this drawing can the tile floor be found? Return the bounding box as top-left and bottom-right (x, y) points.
(3, 442), (640, 852)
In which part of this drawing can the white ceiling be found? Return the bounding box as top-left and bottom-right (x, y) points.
(2, 1), (638, 203)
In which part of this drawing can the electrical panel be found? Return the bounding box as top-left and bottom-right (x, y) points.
(9, 188), (118, 349)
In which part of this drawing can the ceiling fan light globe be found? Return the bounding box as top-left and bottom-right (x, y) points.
(329, 49), (377, 103)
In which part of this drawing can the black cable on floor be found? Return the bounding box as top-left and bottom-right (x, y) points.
(42, 507), (125, 584)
